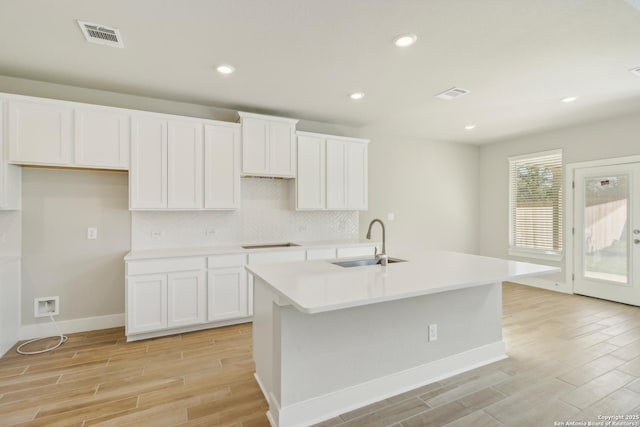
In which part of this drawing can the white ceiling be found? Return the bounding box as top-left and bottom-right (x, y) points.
(1, 0), (639, 144)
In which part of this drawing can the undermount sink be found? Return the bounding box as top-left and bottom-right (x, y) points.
(331, 257), (407, 268)
(242, 242), (300, 249)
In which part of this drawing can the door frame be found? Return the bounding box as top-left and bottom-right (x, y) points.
(565, 154), (640, 292)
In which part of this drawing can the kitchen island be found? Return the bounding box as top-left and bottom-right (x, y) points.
(247, 250), (559, 427)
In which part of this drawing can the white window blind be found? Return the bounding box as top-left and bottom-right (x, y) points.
(509, 150), (563, 256)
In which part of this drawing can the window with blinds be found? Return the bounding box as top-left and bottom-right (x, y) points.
(509, 150), (563, 256)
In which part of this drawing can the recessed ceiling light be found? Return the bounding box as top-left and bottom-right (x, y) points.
(561, 96), (577, 103)
(216, 64), (235, 75)
(393, 34), (418, 47)
(464, 124), (476, 130)
(349, 92), (365, 100)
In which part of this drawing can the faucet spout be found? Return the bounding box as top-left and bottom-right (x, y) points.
(366, 219), (387, 265)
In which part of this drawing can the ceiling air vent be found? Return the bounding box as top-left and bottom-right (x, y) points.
(629, 66), (640, 77)
(77, 20), (124, 48)
(435, 87), (470, 100)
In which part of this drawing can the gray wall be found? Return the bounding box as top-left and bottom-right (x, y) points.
(359, 126), (480, 255)
(479, 111), (640, 283)
(21, 168), (130, 324)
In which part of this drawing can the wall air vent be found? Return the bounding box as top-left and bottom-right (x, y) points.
(435, 87), (470, 100)
(77, 20), (124, 48)
(629, 66), (640, 77)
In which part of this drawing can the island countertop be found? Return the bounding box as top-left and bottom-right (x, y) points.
(247, 250), (559, 314)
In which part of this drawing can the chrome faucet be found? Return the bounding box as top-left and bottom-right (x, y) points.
(366, 218), (388, 266)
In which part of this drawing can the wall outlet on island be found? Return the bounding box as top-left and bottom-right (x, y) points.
(205, 229), (216, 237)
(428, 324), (438, 342)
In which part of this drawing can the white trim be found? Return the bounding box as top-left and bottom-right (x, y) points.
(565, 155), (640, 294)
(507, 148), (563, 162)
(510, 277), (571, 294)
(126, 317), (252, 342)
(19, 313), (125, 341)
(269, 341), (506, 427)
(508, 248), (563, 262)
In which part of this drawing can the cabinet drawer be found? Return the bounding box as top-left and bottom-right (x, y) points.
(306, 248), (336, 260)
(208, 254), (246, 269)
(127, 257), (205, 275)
(247, 250), (306, 265)
(336, 246), (376, 259)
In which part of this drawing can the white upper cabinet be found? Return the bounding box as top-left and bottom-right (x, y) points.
(296, 132), (325, 210)
(167, 121), (203, 209)
(239, 112), (298, 178)
(299, 132), (368, 211)
(8, 98), (72, 166)
(0, 101), (21, 210)
(204, 123), (241, 209)
(130, 116), (168, 209)
(346, 141), (368, 210)
(326, 138), (348, 210)
(75, 108), (129, 169)
(130, 114), (239, 211)
(5, 94), (130, 170)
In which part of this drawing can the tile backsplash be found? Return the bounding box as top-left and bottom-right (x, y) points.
(131, 178), (359, 249)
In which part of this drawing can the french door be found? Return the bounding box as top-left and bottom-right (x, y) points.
(573, 162), (640, 305)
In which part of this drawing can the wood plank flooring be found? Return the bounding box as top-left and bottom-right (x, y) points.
(2, 282), (640, 426)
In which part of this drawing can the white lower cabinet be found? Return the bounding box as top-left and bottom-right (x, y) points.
(207, 254), (248, 322)
(167, 271), (206, 328)
(126, 257), (208, 339)
(208, 267), (247, 322)
(126, 255), (249, 340)
(127, 270), (205, 335)
(127, 274), (168, 335)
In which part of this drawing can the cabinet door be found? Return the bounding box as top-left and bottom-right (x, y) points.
(130, 117), (168, 209)
(242, 117), (269, 175)
(167, 121), (203, 209)
(326, 139), (348, 209)
(347, 142), (368, 210)
(208, 267), (248, 322)
(8, 100), (72, 165)
(269, 121), (296, 177)
(127, 274), (167, 334)
(296, 134), (325, 210)
(75, 109), (130, 169)
(204, 124), (240, 209)
(167, 271), (206, 328)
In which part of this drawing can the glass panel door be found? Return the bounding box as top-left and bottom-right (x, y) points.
(574, 162), (640, 305)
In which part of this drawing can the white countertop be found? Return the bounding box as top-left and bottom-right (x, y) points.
(247, 250), (560, 314)
(124, 239), (379, 261)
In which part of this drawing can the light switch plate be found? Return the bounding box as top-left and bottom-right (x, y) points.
(87, 227), (98, 240)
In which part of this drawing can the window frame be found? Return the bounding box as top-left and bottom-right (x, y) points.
(508, 149), (564, 261)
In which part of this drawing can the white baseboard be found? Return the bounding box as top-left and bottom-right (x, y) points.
(510, 277), (572, 294)
(19, 313), (125, 340)
(272, 341), (507, 427)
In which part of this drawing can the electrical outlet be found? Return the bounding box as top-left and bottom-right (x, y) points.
(87, 227), (98, 240)
(34, 296), (60, 318)
(205, 229), (216, 237)
(151, 230), (164, 238)
(298, 225), (307, 232)
(428, 324), (438, 342)
(387, 212), (395, 221)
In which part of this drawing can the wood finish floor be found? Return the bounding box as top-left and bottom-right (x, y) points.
(2, 282), (640, 426)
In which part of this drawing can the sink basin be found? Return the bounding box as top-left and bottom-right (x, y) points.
(242, 242), (300, 249)
(331, 257), (407, 268)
